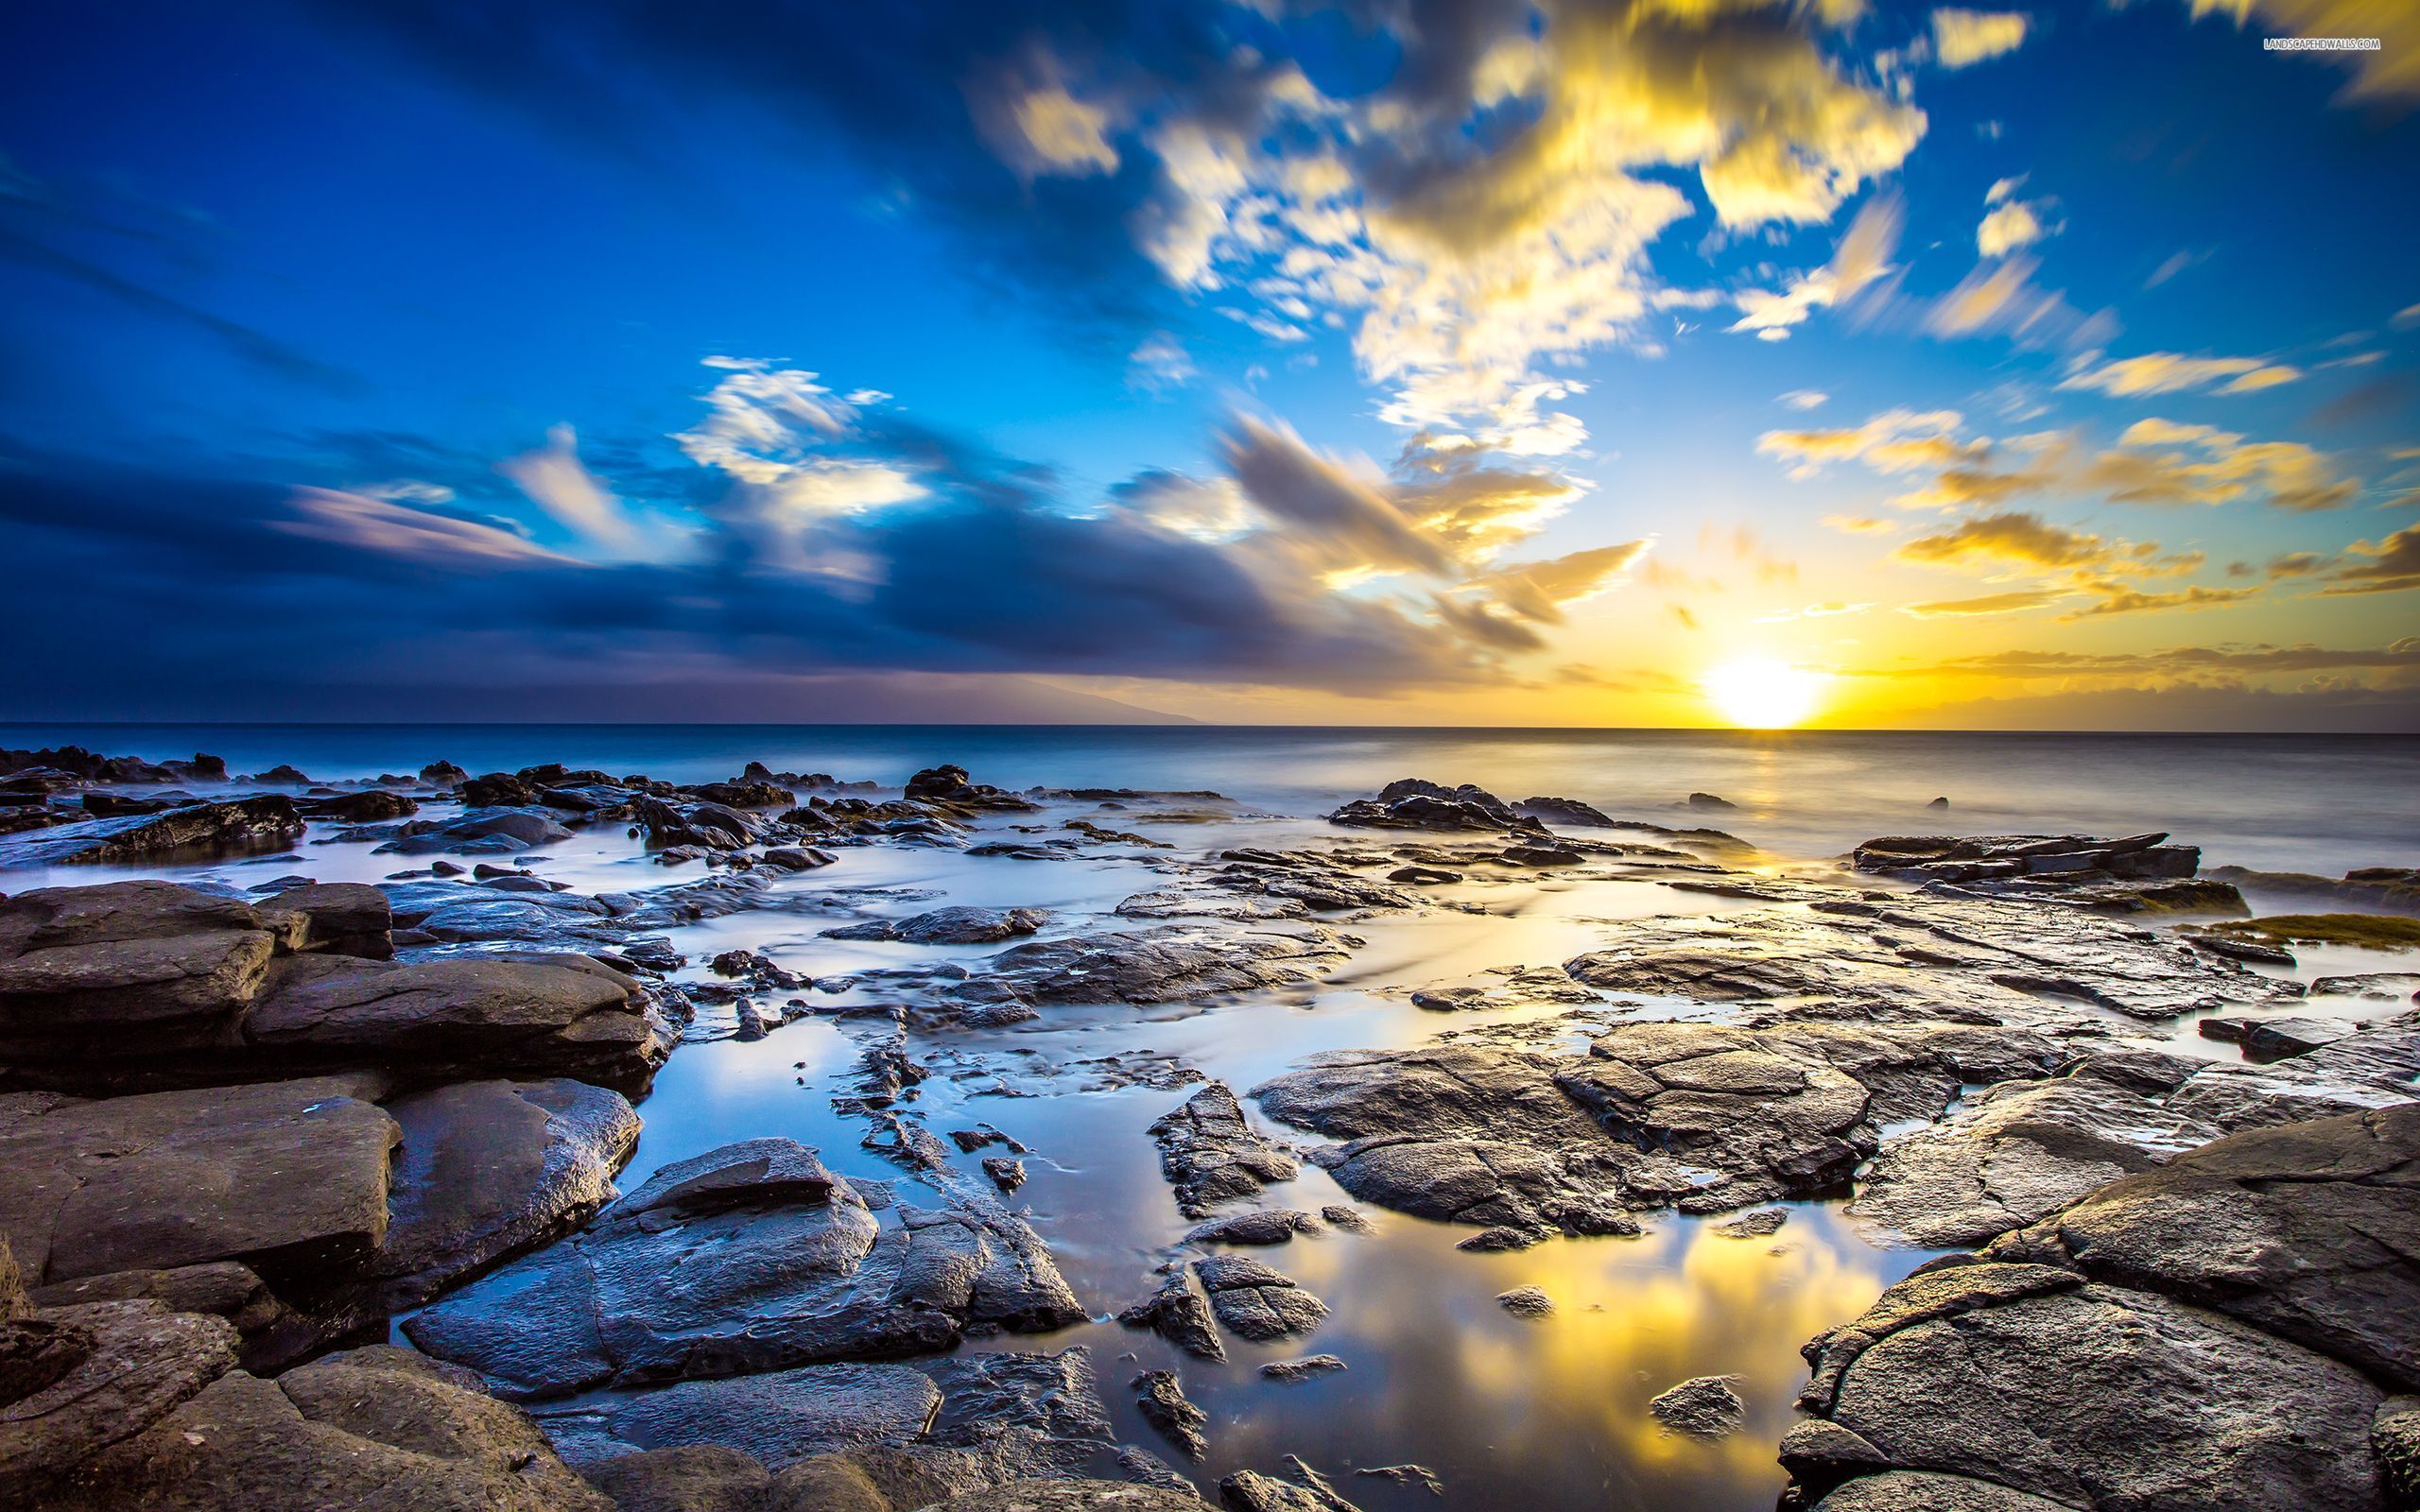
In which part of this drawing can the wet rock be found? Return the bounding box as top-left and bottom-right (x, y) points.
(298, 789), (419, 823)
(1132, 1369), (1206, 1460)
(1515, 796), (1617, 828)
(25, 1261), (311, 1375)
(934, 1484), (1215, 1512)
(0, 1246), (242, 1502)
(1354, 1465), (1442, 1496)
(1194, 1254), (1325, 1341)
(382, 805), (575, 856)
(1328, 779), (1541, 834)
(1495, 1286), (1554, 1318)
(982, 1158), (1026, 1192)
(1259, 1354), (1346, 1383)
(905, 765), (1039, 814)
(1687, 793), (1737, 810)
(0, 797), (304, 868)
(247, 951), (671, 1094)
(2314, 972), (2420, 1002)
(1183, 1210), (1318, 1246)
(40, 1344), (611, 1510)
(1852, 831), (2204, 901)
(1986, 1106), (2420, 1390)
(760, 846), (838, 871)
(1119, 1268), (1226, 1362)
(366, 1078), (640, 1309)
(1776, 1418), (1893, 1502)
(0, 882), (286, 1060)
(1149, 1084), (1300, 1218)
(1388, 866), (1461, 885)
(2245, 1016), (2354, 1061)
(1715, 1209), (1788, 1238)
(1647, 1374), (1743, 1436)
(0, 1075), (397, 1285)
(1456, 1226), (1545, 1252)
(1801, 1265), (2384, 1512)
(969, 923), (1351, 1007)
(1807, 1471), (2076, 1511)
(825, 906), (1050, 945)
(1219, 1461), (1361, 1512)
(459, 772), (541, 808)
(404, 1139), (1083, 1399)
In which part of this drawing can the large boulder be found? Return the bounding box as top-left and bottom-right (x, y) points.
(365, 1079), (641, 1310)
(0, 797), (303, 868)
(36, 1344), (611, 1510)
(246, 952), (671, 1094)
(1326, 779), (1538, 833)
(404, 1140), (1083, 1400)
(0, 1075), (397, 1286)
(0, 883), (283, 1057)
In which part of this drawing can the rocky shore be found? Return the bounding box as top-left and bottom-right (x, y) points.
(1, 746), (2414, 1510)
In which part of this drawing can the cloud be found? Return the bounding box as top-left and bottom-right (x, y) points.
(2317, 525), (2420, 594)
(2086, 420), (2357, 511)
(1930, 9), (2032, 68)
(1127, 333), (1197, 391)
(1824, 513), (1901, 535)
(1893, 510), (2109, 571)
(1727, 192), (1905, 339)
(1756, 407), (1971, 477)
(1780, 389), (1829, 409)
(498, 424), (640, 553)
(1924, 254), (2105, 346)
(1901, 589), (2066, 616)
(2056, 582), (2260, 619)
(2059, 352), (2302, 397)
(279, 487), (580, 567)
(1977, 197), (2053, 257)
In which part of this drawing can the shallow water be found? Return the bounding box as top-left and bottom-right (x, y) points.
(5, 726), (2416, 1508)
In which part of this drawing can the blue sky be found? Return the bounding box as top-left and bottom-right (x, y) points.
(2, 0), (2414, 727)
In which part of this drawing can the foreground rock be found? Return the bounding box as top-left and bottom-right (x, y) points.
(1789, 1107), (2420, 1510)
(1150, 1084), (1300, 1218)
(1850, 830), (2235, 914)
(34, 1344), (611, 1510)
(1328, 779), (1543, 834)
(405, 1139), (1084, 1399)
(959, 923), (1353, 1013)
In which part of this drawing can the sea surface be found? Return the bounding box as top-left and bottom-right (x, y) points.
(7, 723), (2416, 874)
(5, 723), (2416, 1510)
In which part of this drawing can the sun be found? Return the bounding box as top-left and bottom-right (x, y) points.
(1703, 657), (1824, 729)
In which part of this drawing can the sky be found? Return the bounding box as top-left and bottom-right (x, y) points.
(1, 0), (2414, 730)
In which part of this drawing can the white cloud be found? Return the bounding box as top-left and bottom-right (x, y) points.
(1930, 9), (2032, 68)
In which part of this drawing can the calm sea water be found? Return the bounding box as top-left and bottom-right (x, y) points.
(7, 724), (2414, 873)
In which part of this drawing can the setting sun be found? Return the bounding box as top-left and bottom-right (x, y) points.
(1703, 657), (1825, 729)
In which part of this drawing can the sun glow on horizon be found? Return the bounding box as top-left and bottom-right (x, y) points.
(1703, 657), (1826, 729)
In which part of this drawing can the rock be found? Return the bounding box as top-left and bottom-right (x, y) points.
(1807, 1471), (2077, 1511)
(1132, 1369), (1206, 1460)
(0, 797), (304, 868)
(0, 1247), (242, 1502)
(1327, 779), (1539, 833)
(1515, 796), (1618, 828)
(904, 766), (1039, 813)
(2377, 1397), (2420, 1511)
(261, 881), (393, 958)
(1986, 1106), (2420, 1389)
(25, 1261), (311, 1375)
(1456, 1226), (1544, 1252)
(460, 773), (541, 808)
(404, 1139), (1083, 1399)
(1194, 1254), (1325, 1342)
(1851, 831), (2203, 898)
(1777, 1418), (1893, 1502)
(367, 1079), (640, 1308)
(937, 1484), (1214, 1512)
(1149, 1084), (1300, 1218)
(536, 1362), (942, 1470)
(1119, 1268), (1226, 1362)
(1259, 1354), (1346, 1383)
(2244, 1016), (2354, 1061)
(1797, 1263), (2385, 1512)
(1687, 792), (1736, 810)
(1387, 866), (1461, 885)
(982, 1158), (1025, 1192)
(299, 789), (420, 823)
(1715, 1209), (1788, 1238)
(760, 847), (837, 872)
(1495, 1286), (1554, 1318)
(969, 923), (1351, 1007)
(0, 882), (285, 1059)
(247, 951), (671, 1094)
(38, 1344), (610, 1510)
(1647, 1374), (1743, 1436)
(1219, 1463), (1360, 1511)
(1183, 1210), (1318, 1246)
(825, 907), (1050, 945)
(0, 1075), (397, 1285)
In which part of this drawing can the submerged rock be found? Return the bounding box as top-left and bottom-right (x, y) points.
(1193, 1254), (1325, 1342)
(1119, 1268), (1226, 1362)
(1648, 1374), (1744, 1437)
(1132, 1369), (1207, 1460)
(824, 906), (1050, 945)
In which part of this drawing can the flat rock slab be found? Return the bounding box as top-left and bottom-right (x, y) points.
(1193, 1254), (1325, 1342)
(405, 1139), (1082, 1399)
(1150, 1084), (1299, 1218)
(0, 797), (303, 868)
(966, 922), (1352, 1006)
(0, 1075), (396, 1284)
(369, 1078), (641, 1307)
(1990, 1104), (2420, 1389)
(0, 882), (282, 1057)
(38, 1344), (609, 1511)
(0, 1297), (241, 1500)
(1806, 1264), (2385, 1512)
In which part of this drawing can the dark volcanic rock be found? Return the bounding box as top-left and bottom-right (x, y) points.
(0, 1074), (397, 1286)
(1193, 1254), (1325, 1342)
(404, 1139), (1083, 1400)
(39, 1343), (610, 1511)
(1648, 1374), (1744, 1437)
(0, 797), (304, 868)
(905, 765), (1040, 813)
(1132, 1368), (1207, 1460)
(366, 1078), (641, 1309)
(1119, 1268), (1226, 1362)
(299, 789), (420, 823)
(1985, 1105), (2420, 1389)
(1150, 1084), (1300, 1218)
(824, 906), (1050, 945)
(1327, 779), (1542, 833)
